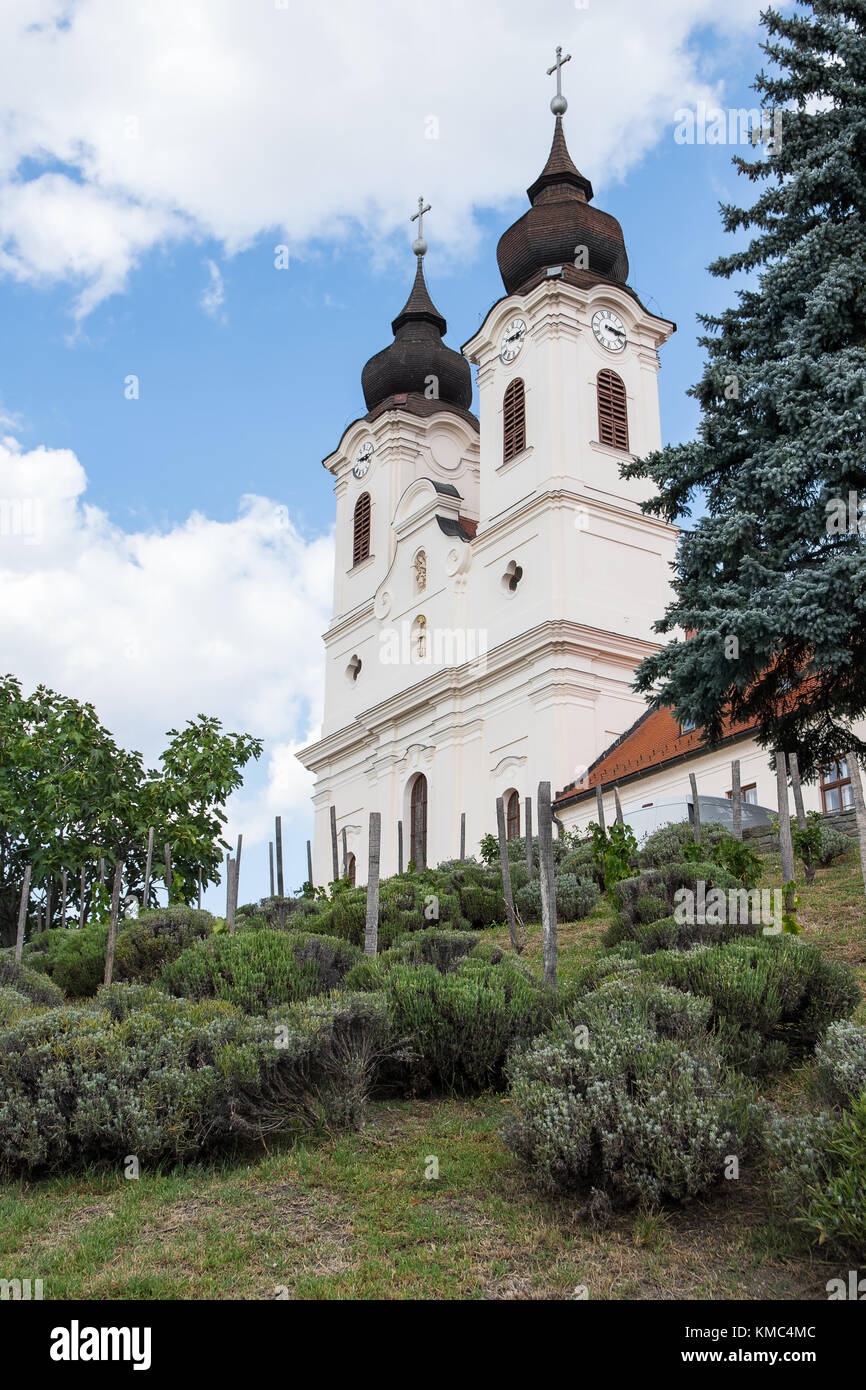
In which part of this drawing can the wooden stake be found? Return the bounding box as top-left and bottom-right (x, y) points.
(235, 833), (243, 878)
(776, 754), (796, 917)
(45, 882), (52, 932)
(495, 796), (521, 953)
(226, 856), (237, 934)
(525, 796), (533, 879)
(306, 837), (313, 889)
(61, 868), (67, 928)
(846, 751), (866, 911)
(595, 785), (606, 835)
(689, 773), (702, 845)
(613, 786), (624, 826)
(275, 816), (284, 897)
(537, 781), (558, 989)
(268, 842), (275, 897)
(99, 857), (105, 888)
(142, 827), (154, 909)
(397, 820), (404, 874)
(788, 752), (813, 883)
(341, 825), (348, 879)
(79, 866), (86, 929)
(731, 760), (742, 841)
(14, 866), (32, 964)
(197, 866), (202, 911)
(460, 811), (466, 861)
(103, 860), (125, 987)
(364, 812), (381, 957)
(330, 806), (339, 883)
(164, 844), (172, 902)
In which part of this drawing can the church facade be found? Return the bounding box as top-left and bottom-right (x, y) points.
(297, 76), (686, 884)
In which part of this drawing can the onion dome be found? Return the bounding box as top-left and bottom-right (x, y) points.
(496, 116), (629, 296)
(361, 250), (472, 415)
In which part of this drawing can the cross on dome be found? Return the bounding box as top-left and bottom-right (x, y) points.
(411, 196), (431, 257)
(547, 45), (571, 115)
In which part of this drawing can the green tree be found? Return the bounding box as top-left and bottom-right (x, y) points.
(623, 0), (866, 781)
(0, 675), (261, 945)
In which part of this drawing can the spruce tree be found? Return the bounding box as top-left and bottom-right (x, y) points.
(623, 0), (866, 781)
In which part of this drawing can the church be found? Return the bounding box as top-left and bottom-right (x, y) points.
(297, 53), (854, 885)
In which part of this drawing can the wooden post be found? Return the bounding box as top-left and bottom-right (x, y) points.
(99, 857), (105, 888)
(45, 882), (53, 932)
(269, 842), (275, 897)
(235, 833), (243, 877)
(689, 773), (702, 845)
(537, 781), (558, 989)
(197, 866), (202, 911)
(329, 806), (339, 882)
(731, 760), (743, 841)
(14, 866), (32, 964)
(143, 827), (154, 909)
(341, 826), (348, 879)
(595, 785), (606, 835)
(275, 816), (285, 896)
(103, 860), (125, 987)
(79, 867), (86, 929)
(397, 820), (404, 874)
(460, 812), (466, 861)
(776, 754), (796, 917)
(364, 812), (381, 957)
(525, 796), (533, 879)
(788, 752), (814, 883)
(846, 751), (866, 910)
(226, 857), (237, 934)
(495, 796), (521, 953)
(613, 786), (624, 826)
(306, 838), (313, 889)
(61, 868), (67, 928)
(164, 844), (172, 902)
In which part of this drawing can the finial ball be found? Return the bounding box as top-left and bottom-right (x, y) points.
(412, 236), (427, 257)
(551, 94), (567, 116)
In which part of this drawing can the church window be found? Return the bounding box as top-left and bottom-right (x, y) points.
(820, 759), (854, 812)
(410, 774), (428, 868)
(346, 853), (356, 886)
(501, 559), (524, 594)
(505, 790), (521, 840)
(346, 654), (362, 683)
(352, 492), (371, 565)
(503, 378), (526, 462)
(597, 369), (629, 451)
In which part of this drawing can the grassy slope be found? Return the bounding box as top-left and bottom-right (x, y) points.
(2, 851), (864, 1301)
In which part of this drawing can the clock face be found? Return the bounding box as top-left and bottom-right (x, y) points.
(592, 309), (627, 352)
(499, 316), (527, 364)
(352, 442), (373, 479)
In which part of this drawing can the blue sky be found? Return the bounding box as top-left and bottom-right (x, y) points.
(0, 0), (778, 905)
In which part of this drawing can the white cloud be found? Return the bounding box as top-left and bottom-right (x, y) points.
(0, 0), (768, 315)
(0, 433), (333, 897)
(199, 257), (226, 319)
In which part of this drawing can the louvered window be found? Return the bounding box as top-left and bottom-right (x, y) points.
(352, 492), (371, 565)
(597, 370), (629, 451)
(503, 378), (526, 462)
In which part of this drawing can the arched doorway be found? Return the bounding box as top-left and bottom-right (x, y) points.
(410, 773), (428, 868)
(346, 852), (356, 886)
(505, 789), (521, 840)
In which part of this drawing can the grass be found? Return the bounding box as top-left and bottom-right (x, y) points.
(1, 848), (863, 1301)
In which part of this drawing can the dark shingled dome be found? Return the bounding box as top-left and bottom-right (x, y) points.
(361, 257), (472, 414)
(497, 117), (629, 295)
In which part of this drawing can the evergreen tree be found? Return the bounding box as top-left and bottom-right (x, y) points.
(623, 0), (866, 781)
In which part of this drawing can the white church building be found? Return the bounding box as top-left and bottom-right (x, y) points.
(298, 60), (854, 884)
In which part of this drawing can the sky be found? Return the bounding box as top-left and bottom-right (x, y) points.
(0, 0), (785, 907)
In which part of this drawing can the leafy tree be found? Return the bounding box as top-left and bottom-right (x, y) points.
(0, 675), (261, 945)
(623, 0), (866, 781)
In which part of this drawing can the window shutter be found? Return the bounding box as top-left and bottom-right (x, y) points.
(597, 370), (629, 451)
(353, 492), (371, 565)
(503, 379), (526, 462)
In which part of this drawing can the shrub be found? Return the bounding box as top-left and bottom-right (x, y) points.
(633, 893), (668, 925)
(504, 976), (760, 1204)
(230, 991), (392, 1139)
(560, 840), (599, 884)
(514, 874), (598, 924)
(384, 956), (554, 1094)
(605, 861), (743, 948)
(160, 930), (362, 1015)
(385, 927), (481, 973)
(112, 906), (214, 984)
(0, 985), (32, 1024)
(0, 952), (65, 1006)
(645, 937), (859, 1074)
(817, 824), (855, 866)
(769, 1095), (866, 1260)
(22, 922), (109, 997)
(639, 819), (734, 868)
(0, 995), (248, 1174)
(815, 1020), (866, 1107)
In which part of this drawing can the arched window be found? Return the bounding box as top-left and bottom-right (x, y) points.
(596, 369), (629, 451)
(352, 492), (371, 565)
(503, 378), (526, 462)
(410, 774), (428, 868)
(505, 790), (521, 840)
(346, 853), (356, 886)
